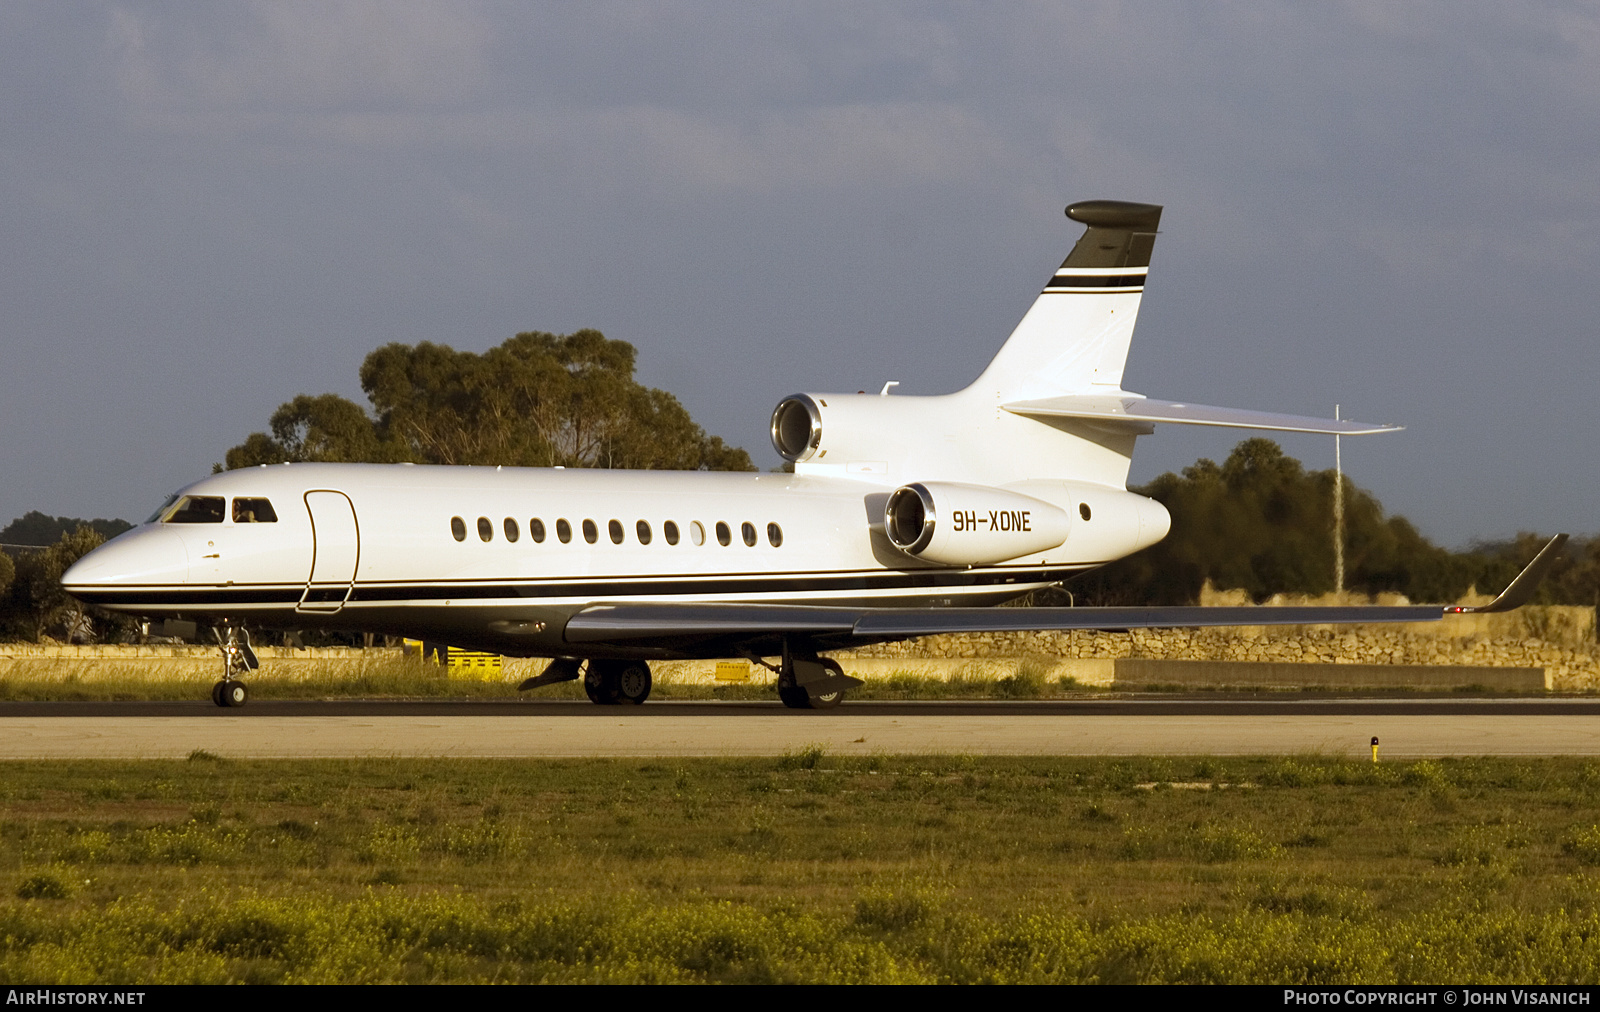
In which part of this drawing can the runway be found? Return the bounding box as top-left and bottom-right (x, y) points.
(1, 698), (1597, 758)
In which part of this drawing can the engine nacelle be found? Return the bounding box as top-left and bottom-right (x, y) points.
(770, 394), (825, 462)
(884, 481), (1070, 566)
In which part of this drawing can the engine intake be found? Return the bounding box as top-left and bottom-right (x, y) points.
(884, 482), (1070, 566)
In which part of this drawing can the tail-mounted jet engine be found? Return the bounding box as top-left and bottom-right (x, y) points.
(884, 482), (1071, 566)
(770, 394), (825, 462)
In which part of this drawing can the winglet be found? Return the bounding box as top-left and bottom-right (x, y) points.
(1446, 534), (1569, 615)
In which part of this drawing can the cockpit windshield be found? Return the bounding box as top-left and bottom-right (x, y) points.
(233, 498), (278, 523)
(145, 495), (179, 524)
(159, 495), (226, 524)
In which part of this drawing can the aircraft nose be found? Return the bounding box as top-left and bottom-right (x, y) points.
(61, 527), (189, 595)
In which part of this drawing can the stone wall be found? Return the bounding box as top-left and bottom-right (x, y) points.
(841, 606), (1600, 692)
(4, 603), (1596, 691)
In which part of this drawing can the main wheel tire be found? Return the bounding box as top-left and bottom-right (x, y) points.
(807, 687), (845, 710)
(211, 681), (227, 708)
(222, 680), (248, 708)
(616, 662), (652, 705)
(584, 661), (621, 705)
(778, 685), (812, 709)
(802, 658), (848, 709)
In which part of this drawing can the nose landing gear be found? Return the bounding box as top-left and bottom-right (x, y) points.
(210, 624), (258, 708)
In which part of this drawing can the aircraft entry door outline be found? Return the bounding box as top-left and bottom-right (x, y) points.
(298, 490), (360, 613)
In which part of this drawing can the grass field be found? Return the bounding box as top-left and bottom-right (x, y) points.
(0, 655), (1100, 702)
(0, 654), (1551, 702)
(5, 755), (1600, 983)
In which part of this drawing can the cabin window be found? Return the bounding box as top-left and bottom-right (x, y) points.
(637, 520), (652, 545)
(582, 519), (598, 544)
(232, 498), (278, 523)
(451, 517), (467, 541)
(1079, 503), (1092, 521)
(608, 519), (624, 544)
(477, 517), (493, 542)
(556, 519), (572, 543)
(690, 521), (705, 546)
(715, 521), (731, 547)
(663, 521), (680, 545)
(504, 518), (520, 542)
(530, 518), (546, 543)
(741, 521), (757, 547)
(162, 496), (225, 524)
(767, 522), (783, 548)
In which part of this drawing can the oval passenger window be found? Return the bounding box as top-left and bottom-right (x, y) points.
(608, 519), (624, 544)
(583, 519), (598, 544)
(451, 517), (467, 542)
(1079, 503), (1092, 521)
(530, 518), (546, 543)
(664, 521), (680, 545)
(557, 519), (572, 543)
(741, 522), (756, 547)
(690, 521), (705, 546)
(636, 520), (652, 545)
(504, 518), (519, 542)
(715, 521), (731, 546)
(477, 517), (493, 542)
(767, 522), (783, 547)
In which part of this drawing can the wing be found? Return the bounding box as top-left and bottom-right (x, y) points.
(1002, 394), (1401, 435)
(563, 536), (1567, 652)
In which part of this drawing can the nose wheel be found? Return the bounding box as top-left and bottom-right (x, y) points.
(210, 624), (258, 708)
(211, 679), (249, 708)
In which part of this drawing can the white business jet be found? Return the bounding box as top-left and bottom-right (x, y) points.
(62, 201), (1566, 709)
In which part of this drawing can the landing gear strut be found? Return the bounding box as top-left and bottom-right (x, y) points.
(210, 624), (258, 708)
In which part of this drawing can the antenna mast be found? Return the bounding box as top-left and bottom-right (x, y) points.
(1334, 404), (1345, 595)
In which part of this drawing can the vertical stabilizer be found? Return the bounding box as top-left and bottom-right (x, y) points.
(971, 200), (1162, 402)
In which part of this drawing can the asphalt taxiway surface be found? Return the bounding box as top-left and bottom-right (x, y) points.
(0, 698), (1597, 759)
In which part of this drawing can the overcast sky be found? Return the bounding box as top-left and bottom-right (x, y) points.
(2, 2), (1596, 547)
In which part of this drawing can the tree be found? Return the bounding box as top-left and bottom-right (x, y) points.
(1063, 438), (1518, 606)
(0, 511), (132, 546)
(226, 330), (755, 472)
(225, 393), (408, 469)
(4, 525), (110, 642)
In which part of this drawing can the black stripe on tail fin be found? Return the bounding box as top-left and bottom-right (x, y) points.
(1061, 200), (1163, 269)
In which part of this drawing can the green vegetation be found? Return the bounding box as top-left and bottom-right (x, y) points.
(0, 512), (132, 549)
(0, 655), (1111, 702)
(222, 329), (755, 472)
(0, 525), (114, 643)
(1066, 438), (1600, 607)
(5, 756), (1600, 982)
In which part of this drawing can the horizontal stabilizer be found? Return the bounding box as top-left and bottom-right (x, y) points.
(1002, 394), (1401, 435)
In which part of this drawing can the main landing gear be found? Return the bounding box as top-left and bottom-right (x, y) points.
(514, 648), (863, 710)
(210, 625), (258, 708)
(516, 657), (652, 705)
(583, 659), (653, 705)
(774, 642), (864, 710)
